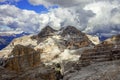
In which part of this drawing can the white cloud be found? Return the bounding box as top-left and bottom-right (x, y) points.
(28, 0), (120, 7)
(83, 1), (120, 37)
(28, 0), (120, 37)
(0, 5), (83, 33)
(1, 0), (120, 38)
(0, 5), (40, 33)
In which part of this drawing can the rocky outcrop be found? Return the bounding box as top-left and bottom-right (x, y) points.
(0, 65), (56, 80)
(38, 26), (57, 38)
(0, 44), (57, 80)
(60, 26), (93, 49)
(5, 45), (41, 72)
(87, 35), (100, 45)
(80, 48), (120, 66)
(0, 35), (38, 58)
(96, 34), (120, 48)
(78, 34), (120, 66)
(63, 60), (120, 80)
(63, 34), (120, 80)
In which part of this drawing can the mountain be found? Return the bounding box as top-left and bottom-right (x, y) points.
(101, 34), (120, 45)
(0, 38), (8, 50)
(0, 26), (120, 80)
(0, 26), (95, 61)
(0, 44), (56, 80)
(60, 26), (94, 49)
(0, 38), (7, 45)
(63, 34), (120, 80)
(38, 26), (57, 38)
(0, 32), (29, 50)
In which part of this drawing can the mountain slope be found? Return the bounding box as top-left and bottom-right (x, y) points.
(0, 26), (120, 80)
(0, 26), (96, 62)
(63, 34), (120, 80)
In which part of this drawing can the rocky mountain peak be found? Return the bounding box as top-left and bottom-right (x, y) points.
(38, 26), (57, 38)
(59, 26), (94, 49)
(61, 26), (84, 37)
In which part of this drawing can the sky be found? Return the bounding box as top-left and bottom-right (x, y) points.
(0, 0), (120, 37)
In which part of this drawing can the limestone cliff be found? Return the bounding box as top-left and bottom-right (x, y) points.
(5, 45), (41, 72)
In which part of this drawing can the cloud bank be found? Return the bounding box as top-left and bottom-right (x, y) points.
(0, 5), (84, 33)
(28, 0), (120, 37)
(0, 0), (120, 38)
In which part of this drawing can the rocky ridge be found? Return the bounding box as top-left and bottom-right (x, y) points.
(63, 34), (120, 80)
(0, 26), (120, 80)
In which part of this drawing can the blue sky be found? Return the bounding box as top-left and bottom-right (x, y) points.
(16, 0), (48, 13)
(0, 0), (48, 13)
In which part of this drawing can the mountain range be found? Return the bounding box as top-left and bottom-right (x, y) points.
(0, 32), (29, 50)
(0, 26), (119, 80)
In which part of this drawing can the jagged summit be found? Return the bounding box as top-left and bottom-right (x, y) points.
(61, 26), (84, 37)
(59, 26), (94, 49)
(37, 26), (57, 38)
(37, 26), (84, 38)
(32, 26), (94, 49)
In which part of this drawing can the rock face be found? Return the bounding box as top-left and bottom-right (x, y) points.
(5, 45), (41, 72)
(33, 26), (94, 63)
(38, 26), (57, 38)
(0, 45), (56, 80)
(63, 34), (120, 80)
(0, 66), (56, 80)
(60, 26), (93, 49)
(87, 35), (100, 45)
(0, 35), (38, 58)
(80, 34), (120, 66)
(63, 60), (120, 80)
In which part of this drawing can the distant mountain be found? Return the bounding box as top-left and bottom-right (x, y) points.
(0, 38), (7, 50)
(0, 32), (29, 50)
